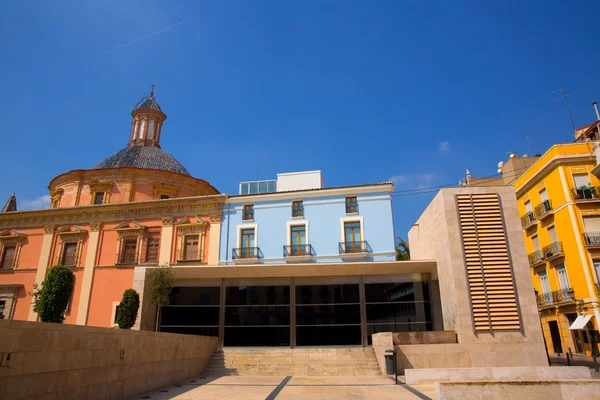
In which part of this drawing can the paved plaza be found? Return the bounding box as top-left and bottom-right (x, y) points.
(136, 375), (436, 400)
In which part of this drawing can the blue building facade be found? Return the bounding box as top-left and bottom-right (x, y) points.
(219, 182), (396, 264)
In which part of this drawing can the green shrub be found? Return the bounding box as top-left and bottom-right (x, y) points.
(148, 263), (174, 331)
(32, 265), (75, 323)
(115, 289), (140, 329)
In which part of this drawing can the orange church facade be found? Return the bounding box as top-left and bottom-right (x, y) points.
(0, 90), (224, 329)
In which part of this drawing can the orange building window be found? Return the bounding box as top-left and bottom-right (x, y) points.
(61, 243), (78, 266)
(0, 246), (16, 269)
(146, 237), (160, 263)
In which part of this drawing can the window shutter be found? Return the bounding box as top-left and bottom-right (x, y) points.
(457, 193), (521, 333)
(583, 216), (600, 232)
(573, 174), (590, 188)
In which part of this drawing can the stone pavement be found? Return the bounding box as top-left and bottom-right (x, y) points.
(135, 375), (436, 399)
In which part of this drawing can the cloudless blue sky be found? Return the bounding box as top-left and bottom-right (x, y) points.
(2, 1), (600, 239)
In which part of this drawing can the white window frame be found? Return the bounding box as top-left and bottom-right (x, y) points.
(547, 225), (558, 243)
(538, 269), (551, 294)
(286, 220), (309, 246)
(111, 301), (120, 327)
(554, 263), (570, 290)
(340, 216), (364, 243)
(236, 223), (258, 249)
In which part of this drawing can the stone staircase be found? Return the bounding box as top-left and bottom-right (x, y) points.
(203, 348), (382, 376)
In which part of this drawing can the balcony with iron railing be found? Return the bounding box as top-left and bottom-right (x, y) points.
(571, 186), (600, 201)
(536, 288), (576, 308)
(528, 250), (544, 267)
(520, 211), (536, 229)
(542, 241), (564, 261)
(534, 200), (553, 220)
(596, 282), (600, 296)
(338, 241), (371, 258)
(583, 232), (600, 248)
(283, 244), (315, 258)
(232, 247), (262, 263)
(176, 249), (204, 264)
(115, 252), (138, 266)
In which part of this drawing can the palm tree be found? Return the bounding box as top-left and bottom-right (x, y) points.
(396, 237), (410, 261)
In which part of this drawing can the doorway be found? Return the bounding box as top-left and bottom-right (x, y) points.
(548, 320), (563, 354)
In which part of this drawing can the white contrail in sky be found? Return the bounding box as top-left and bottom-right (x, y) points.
(101, 21), (184, 56)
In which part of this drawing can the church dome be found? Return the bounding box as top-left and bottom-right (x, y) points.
(93, 145), (190, 176)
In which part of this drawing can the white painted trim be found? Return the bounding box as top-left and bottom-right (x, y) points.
(286, 220), (309, 246)
(226, 195), (392, 211)
(218, 251), (396, 265)
(227, 184), (394, 204)
(110, 301), (120, 327)
(236, 223), (258, 249)
(340, 216), (365, 243)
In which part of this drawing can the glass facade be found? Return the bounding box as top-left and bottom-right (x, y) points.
(159, 280), (434, 347)
(239, 180), (277, 195)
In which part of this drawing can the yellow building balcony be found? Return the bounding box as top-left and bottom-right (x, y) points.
(571, 186), (600, 202)
(541, 241), (564, 262)
(536, 288), (576, 309)
(534, 200), (553, 221)
(520, 211), (536, 229)
(583, 232), (600, 249)
(527, 250), (544, 267)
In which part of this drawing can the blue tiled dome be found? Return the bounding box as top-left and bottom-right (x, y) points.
(93, 145), (190, 176)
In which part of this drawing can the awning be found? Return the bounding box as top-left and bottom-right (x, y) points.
(569, 315), (594, 330)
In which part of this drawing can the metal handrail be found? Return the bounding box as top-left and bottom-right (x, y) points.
(583, 232), (600, 246)
(232, 247), (262, 259)
(571, 186), (600, 200)
(176, 249), (204, 262)
(283, 244), (315, 257)
(534, 200), (553, 219)
(536, 288), (575, 307)
(520, 211), (536, 228)
(338, 241), (371, 254)
(542, 241), (563, 259)
(528, 250), (544, 266)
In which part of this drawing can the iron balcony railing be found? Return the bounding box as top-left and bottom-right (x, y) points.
(283, 244), (315, 257)
(232, 247), (262, 260)
(542, 241), (563, 259)
(115, 253), (138, 265)
(520, 211), (536, 229)
(583, 232), (600, 247)
(596, 282), (600, 296)
(339, 241), (371, 254)
(536, 288), (576, 308)
(534, 200), (553, 219)
(571, 186), (600, 200)
(527, 250), (544, 266)
(176, 249), (204, 263)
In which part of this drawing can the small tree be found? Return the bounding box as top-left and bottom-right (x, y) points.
(32, 265), (75, 323)
(147, 263), (174, 331)
(115, 289), (140, 329)
(396, 237), (410, 261)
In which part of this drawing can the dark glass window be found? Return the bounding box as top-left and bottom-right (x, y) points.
(297, 325), (361, 346)
(345, 196), (358, 213)
(226, 286), (290, 305)
(292, 201), (304, 217)
(243, 204), (254, 220)
(169, 287), (220, 306)
(365, 282), (430, 303)
(120, 239), (137, 264)
(295, 284), (359, 304)
(225, 306), (290, 326)
(160, 194), (170, 199)
(161, 327), (219, 337)
(224, 327), (290, 346)
(93, 192), (105, 205)
(161, 306), (220, 326)
(184, 235), (199, 260)
(296, 304), (361, 326)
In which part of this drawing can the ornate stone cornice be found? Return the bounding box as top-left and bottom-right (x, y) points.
(162, 217), (174, 226)
(0, 195), (226, 229)
(90, 222), (103, 231)
(210, 214), (222, 223)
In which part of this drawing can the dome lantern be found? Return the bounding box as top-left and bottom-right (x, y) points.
(128, 84), (167, 149)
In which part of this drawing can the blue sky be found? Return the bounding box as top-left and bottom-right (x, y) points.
(2, 1), (600, 239)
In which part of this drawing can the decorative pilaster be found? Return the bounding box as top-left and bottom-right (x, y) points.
(29, 225), (55, 321)
(76, 223), (102, 325)
(159, 217), (174, 264)
(208, 214), (222, 265)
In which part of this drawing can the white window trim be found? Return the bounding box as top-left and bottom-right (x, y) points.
(340, 216), (364, 242)
(286, 220), (309, 246)
(554, 263), (571, 290)
(236, 223), (258, 248)
(111, 301), (120, 327)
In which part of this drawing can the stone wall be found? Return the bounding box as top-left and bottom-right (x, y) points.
(436, 380), (600, 400)
(371, 332), (394, 374)
(0, 320), (217, 400)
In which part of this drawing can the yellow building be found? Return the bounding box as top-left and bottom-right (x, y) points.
(514, 142), (600, 356)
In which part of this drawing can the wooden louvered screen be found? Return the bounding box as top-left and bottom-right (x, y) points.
(457, 194), (521, 333)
